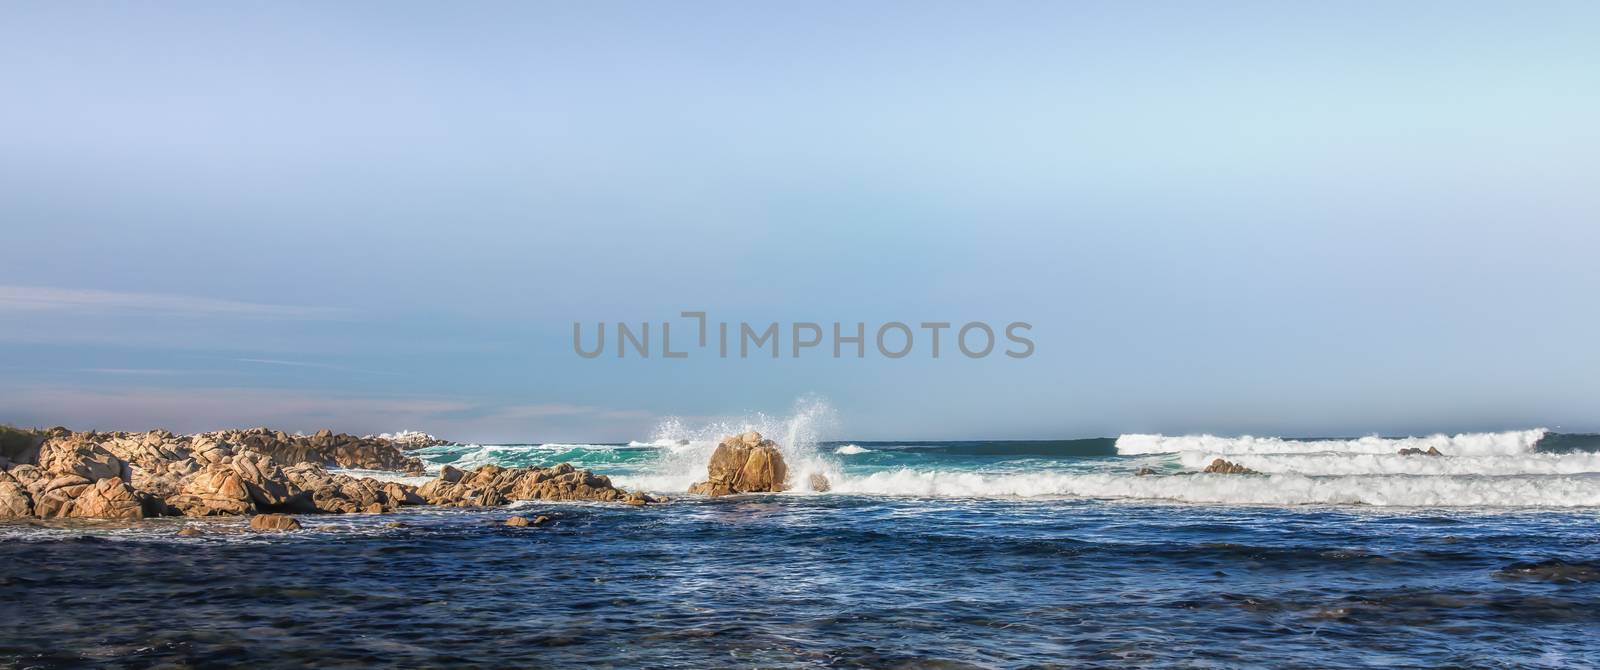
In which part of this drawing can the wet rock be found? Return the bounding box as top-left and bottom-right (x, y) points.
(384, 521), (408, 528)
(808, 473), (832, 492)
(249, 513), (303, 531)
(176, 526), (203, 537)
(505, 515), (531, 527)
(1495, 560), (1600, 583)
(533, 515), (550, 525)
(1202, 459), (1260, 475)
(1398, 446), (1444, 456)
(1135, 467), (1157, 476)
(688, 432), (788, 496)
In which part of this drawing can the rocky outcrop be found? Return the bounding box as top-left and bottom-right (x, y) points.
(418, 462), (640, 506)
(0, 426), (648, 522)
(1202, 458), (1260, 475)
(1398, 446), (1444, 456)
(209, 428), (426, 474)
(688, 431), (788, 496)
(0, 428), (426, 521)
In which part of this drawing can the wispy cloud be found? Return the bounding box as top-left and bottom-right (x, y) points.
(0, 285), (342, 319)
(234, 357), (399, 376)
(0, 386), (658, 442)
(495, 403), (655, 420)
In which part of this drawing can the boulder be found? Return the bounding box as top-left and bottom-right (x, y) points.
(64, 478), (144, 520)
(166, 463), (255, 516)
(249, 513), (303, 531)
(808, 473), (831, 492)
(1202, 459), (1260, 475)
(38, 437), (130, 483)
(0, 470), (35, 519)
(688, 432), (788, 496)
(505, 515), (531, 527)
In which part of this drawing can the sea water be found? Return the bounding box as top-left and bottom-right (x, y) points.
(3, 408), (1599, 667)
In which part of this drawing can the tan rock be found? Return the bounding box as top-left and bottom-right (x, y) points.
(66, 478), (144, 520)
(808, 473), (831, 492)
(1202, 458), (1260, 475)
(505, 515), (531, 526)
(38, 437), (129, 483)
(167, 464), (255, 516)
(176, 526), (203, 537)
(249, 513), (303, 531)
(0, 472), (33, 519)
(418, 462), (628, 506)
(688, 433), (788, 496)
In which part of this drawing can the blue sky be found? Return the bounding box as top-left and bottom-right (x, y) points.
(2, 2), (1597, 441)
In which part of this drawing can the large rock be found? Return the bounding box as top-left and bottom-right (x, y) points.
(166, 463), (255, 516)
(281, 463), (411, 514)
(0, 471), (34, 519)
(688, 431), (788, 496)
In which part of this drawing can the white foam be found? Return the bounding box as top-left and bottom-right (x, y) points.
(1177, 451), (1600, 476)
(621, 395), (845, 493)
(834, 444), (871, 455)
(1116, 429), (1548, 456)
(826, 469), (1600, 507)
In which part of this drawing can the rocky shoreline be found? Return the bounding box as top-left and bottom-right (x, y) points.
(0, 426), (657, 526)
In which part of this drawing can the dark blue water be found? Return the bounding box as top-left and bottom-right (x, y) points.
(3, 495), (1598, 668)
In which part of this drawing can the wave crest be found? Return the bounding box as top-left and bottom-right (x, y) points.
(1116, 429), (1548, 456)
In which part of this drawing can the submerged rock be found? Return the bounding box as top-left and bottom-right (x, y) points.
(1495, 560), (1600, 583)
(249, 513), (303, 531)
(1398, 446), (1444, 456)
(688, 432), (788, 496)
(505, 515), (531, 527)
(1134, 467), (1157, 476)
(1202, 459), (1260, 475)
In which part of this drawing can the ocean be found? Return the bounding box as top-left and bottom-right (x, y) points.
(3, 419), (1600, 668)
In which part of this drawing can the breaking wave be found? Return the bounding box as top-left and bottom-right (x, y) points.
(1115, 429), (1548, 456)
(609, 395), (843, 493)
(1175, 451), (1600, 476)
(835, 444), (871, 455)
(827, 470), (1600, 507)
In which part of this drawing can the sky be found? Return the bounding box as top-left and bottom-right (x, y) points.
(1, 1), (1597, 442)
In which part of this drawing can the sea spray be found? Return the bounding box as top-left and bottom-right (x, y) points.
(611, 395), (846, 493)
